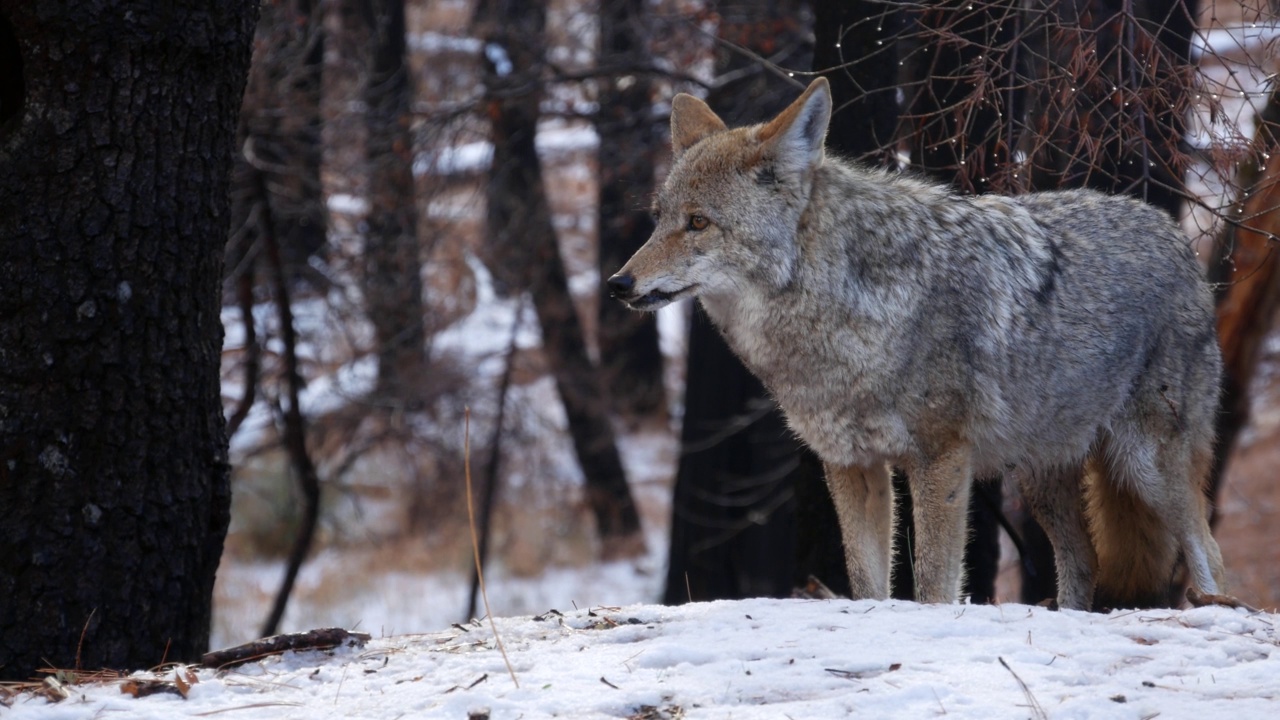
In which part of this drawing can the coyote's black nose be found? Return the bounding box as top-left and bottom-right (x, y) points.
(607, 273), (635, 298)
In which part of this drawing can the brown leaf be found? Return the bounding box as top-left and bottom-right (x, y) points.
(174, 670), (191, 698)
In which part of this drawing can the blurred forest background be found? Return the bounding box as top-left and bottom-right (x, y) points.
(212, 0), (1280, 647)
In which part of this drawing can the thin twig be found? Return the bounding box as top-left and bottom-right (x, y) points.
(464, 408), (519, 689)
(467, 301), (524, 620)
(75, 608), (95, 673)
(999, 656), (1047, 720)
(225, 243), (260, 439)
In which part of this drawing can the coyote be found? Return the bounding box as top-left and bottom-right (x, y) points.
(608, 78), (1225, 609)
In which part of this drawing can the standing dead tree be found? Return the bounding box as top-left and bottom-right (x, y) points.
(362, 0), (429, 401)
(253, 161), (324, 639)
(474, 0), (645, 557)
(866, 0), (1198, 205)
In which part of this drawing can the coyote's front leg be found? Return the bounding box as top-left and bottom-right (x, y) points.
(823, 462), (894, 599)
(909, 447), (974, 603)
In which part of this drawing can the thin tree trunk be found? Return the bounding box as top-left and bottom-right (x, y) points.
(663, 308), (804, 603)
(238, 0), (327, 275)
(364, 0), (427, 399)
(228, 0), (328, 637)
(467, 303), (523, 620)
(476, 0), (644, 557)
(1032, 0), (1193, 216)
(288, 0), (327, 270)
(0, 0), (255, 678)
(255, 165), (323, 639)
(905, 0), (1021, 189)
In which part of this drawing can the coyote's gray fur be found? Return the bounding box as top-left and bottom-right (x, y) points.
(607, 78), (1225, 609)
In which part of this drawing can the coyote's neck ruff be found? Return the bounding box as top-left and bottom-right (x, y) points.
(608, 78), (1225, 611)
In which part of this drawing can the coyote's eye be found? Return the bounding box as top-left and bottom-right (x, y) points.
(651, 208), (661, 222)
(687, 214), (709, 232)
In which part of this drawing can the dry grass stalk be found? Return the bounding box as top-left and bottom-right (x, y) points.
(464, 408), (520, 689)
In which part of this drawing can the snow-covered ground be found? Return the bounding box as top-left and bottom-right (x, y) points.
(6, 599), (1278, 718)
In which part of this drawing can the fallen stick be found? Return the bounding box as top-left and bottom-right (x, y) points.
(201, 628), (371, 671)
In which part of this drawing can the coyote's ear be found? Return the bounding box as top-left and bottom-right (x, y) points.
(757, 77), (831, 175)
(670, 94), (727, 157)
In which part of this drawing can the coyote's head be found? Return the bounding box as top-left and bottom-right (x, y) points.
(607, 78), (832, 311)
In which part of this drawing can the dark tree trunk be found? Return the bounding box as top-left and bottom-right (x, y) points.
(0, 0), (255, 679)
(226, 0), (328, 637)
(364, 0), (427, 399)
(663, 309), (803, 603)
(815, 2), (903, 165)
(1032, 0), (1193, 216)
(475, 0), (644, 557)
(662, 0), (815, 603)
(287, 0), (327, 270)
(595, 0), (666, 421)
(801, 0), (905, 599)
(256, 165), (324, 639)
(1018, 511), (1059, 603)
(905, 0), (1021, 190)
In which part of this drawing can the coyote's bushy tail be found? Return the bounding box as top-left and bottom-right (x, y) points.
(1085, 440), (1217, 609)
(1085, 457), (1178, 608)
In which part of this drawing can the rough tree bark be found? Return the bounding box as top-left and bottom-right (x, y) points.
(595, 0), (666, 421)
(475, 0), (644, 557)
(0, 0), (256, 678)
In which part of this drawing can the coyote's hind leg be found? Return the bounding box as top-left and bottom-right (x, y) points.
(1014, 463), (1097, 610)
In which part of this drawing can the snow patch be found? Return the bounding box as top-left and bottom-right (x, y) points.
(12, 600), (1280, 719)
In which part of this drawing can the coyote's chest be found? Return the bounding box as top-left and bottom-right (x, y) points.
(698, 291), (918, 466)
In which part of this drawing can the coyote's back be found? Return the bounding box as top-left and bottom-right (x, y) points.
(608, 78), (1225, 610)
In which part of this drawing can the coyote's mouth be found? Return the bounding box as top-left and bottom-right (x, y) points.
(625, 285), (697, 311)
